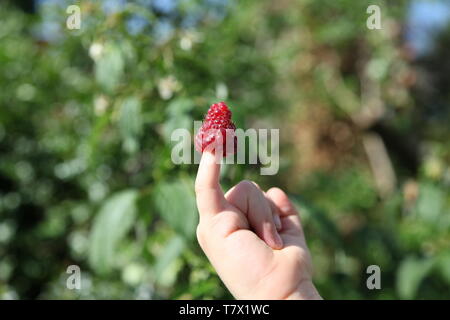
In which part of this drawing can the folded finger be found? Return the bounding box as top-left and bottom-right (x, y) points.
(266, 187), (299, 217)
(266, 187), (304, 236)
(225, 181), (283, 249)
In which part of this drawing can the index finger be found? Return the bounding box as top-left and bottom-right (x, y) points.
(195, 150), (227, 216)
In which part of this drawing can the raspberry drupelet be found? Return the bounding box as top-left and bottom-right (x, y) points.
(195, 102), (237, 156)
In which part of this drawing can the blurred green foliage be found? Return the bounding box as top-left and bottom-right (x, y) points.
(0, 0), (449, 299)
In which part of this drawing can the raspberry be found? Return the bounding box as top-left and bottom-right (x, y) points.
(195, 102), (237, 156)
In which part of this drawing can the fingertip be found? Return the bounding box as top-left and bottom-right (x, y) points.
(266, 187), (297, 217)
(262, 221), (283, 250)
(196, 150), (221, 190)
(270, 230), (284, 250)
(266, 187), (287, 198)
(200, 149), (218, 166)
(274, 214), (282, 231)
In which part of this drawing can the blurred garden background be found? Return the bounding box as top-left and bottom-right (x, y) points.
(1, 0), (450, 299)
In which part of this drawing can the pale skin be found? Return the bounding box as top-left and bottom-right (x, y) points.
(194, 150), (322, 300)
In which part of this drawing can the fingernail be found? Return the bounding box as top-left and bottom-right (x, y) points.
(281, 206), (291, 214)
(273, 231), (283, 249)
(274, 214), (282, 231)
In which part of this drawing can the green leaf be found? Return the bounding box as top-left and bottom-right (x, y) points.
(89, 190), (139, 274)
(437, 253), (450, 284)
(397, 257), (435, 299)
(154, 235), (186, 287)
(153, 177), (198, 239)
(95, 43), (124, 92)
(118, 97), (143, 153)
(415, 183), (444, 222)
(290, 194), (344, 248)
(162, 114), (192, 143)
(162, 98), (194, 143)
(166, 98), (195, 116)
(119, 97), (142, 138)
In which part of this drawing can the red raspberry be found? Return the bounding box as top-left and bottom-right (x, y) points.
(195, 102), (237, 156)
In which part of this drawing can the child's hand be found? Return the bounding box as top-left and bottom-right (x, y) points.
(195, 151), (322, 300)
